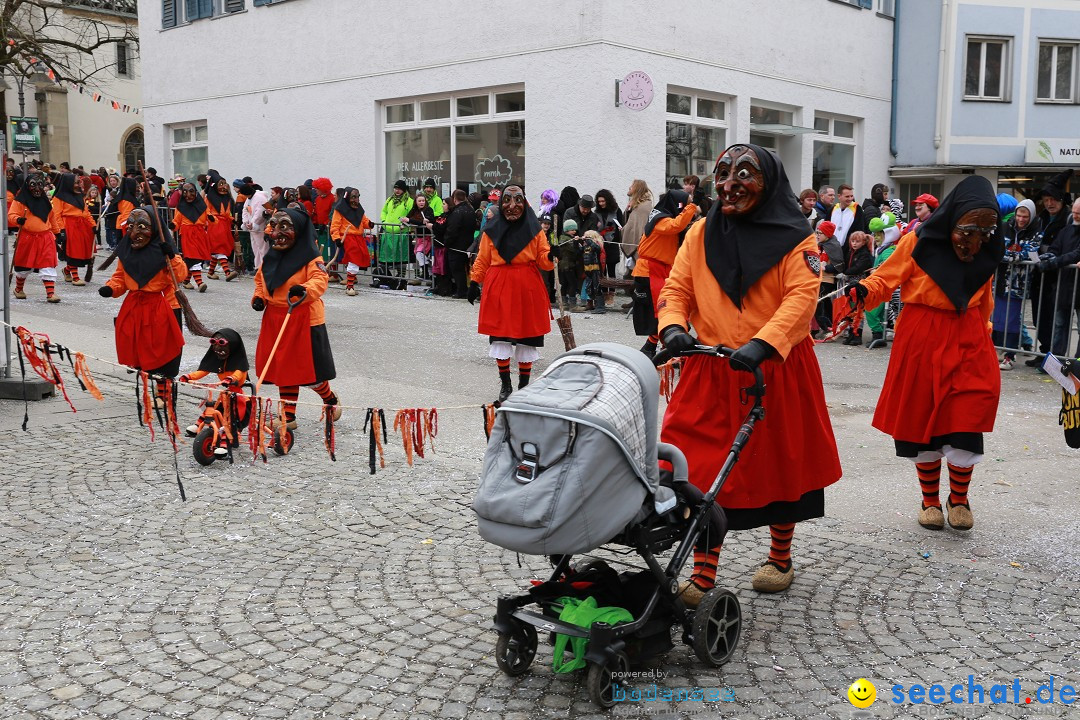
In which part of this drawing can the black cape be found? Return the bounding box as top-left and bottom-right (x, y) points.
(14, 175), (54, 223)
(117, 205), (178, 289)
(485, 203), (542, 263)
(197, 328), (250, 374)
(911, 175), (1004, 313)
(704, 144), (811, 308)
(53, 173), (84, 210)
(204, 169), (232, 214)
(176, 188), (208, 224)
(334, 188), (365, 228)
(261, 207), (320, 295)
(643, 189), (690, 238)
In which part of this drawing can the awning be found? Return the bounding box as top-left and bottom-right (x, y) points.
(749, 123), (825, 136)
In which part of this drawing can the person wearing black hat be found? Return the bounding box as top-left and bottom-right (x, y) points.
(9, 172), (63, 302)
(658, 144), (840, 598)
(330, 187), (372, 296)
(204, 170), (237, 281)
(99, 206), (189, 405)
(562, 193), (601, 239)
(174, 182), (213, 292)
(851, 175), (1004, 533)
(52, 173), (97, 286)
(252, 208), (342, 430)
(468, 184), (554, 401)
(179, 329), (251, 450)
(1027, 168), (1075, 363)
(421, 178), (444, 217)
(631, 190), (697, 356)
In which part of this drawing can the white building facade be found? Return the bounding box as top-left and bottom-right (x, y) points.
(893, 0), (1080, 207)
(138, 0), (896, 204)
(3, 0), (142, 170)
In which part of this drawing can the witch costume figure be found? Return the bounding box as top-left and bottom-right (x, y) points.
(852, 175), (1004, 532)
(252, 207), (342, 429)
(467, 184), (555, 402)
(174, 182), (213, 292)
(53, 172), (97, 287)
(9, 172), (63, 302)
(204, 170), (237, 280)
(657, 144), (842, 600)
(180, 329), (251, 453)
(99, 206), (189, 404)
(330, 187), (371, 297)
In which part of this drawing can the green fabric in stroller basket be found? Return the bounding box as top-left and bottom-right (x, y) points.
(551, 596), (634, 673)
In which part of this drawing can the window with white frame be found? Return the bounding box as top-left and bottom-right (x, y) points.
(170, 121), (209, 184)
(383, 87), (525, 198)
(162, 0), (243, 28)
(879, 0), (895, 17)
(115, 41), (131, 78)
(964, 36), (1012, 101)
(665, 89), (728, 194)
(1036, 41), (1078, 103)
(812, 113), (858, 192)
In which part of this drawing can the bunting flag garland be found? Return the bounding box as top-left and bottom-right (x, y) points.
(20, 55), (140, 113)
(13, 326), (76, 413)
(658, 358), (682, 402)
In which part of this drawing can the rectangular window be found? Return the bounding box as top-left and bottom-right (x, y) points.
(184, 0), (213, 21)
(666, 122), (725, 194)
(223, 0), (244, 12)
(814, 117), (830, 133)
(964, 36), (1011, 101)
(116, 42), (130, 78)
(879, 0), (895, 16)
(667, 93), (691, 115)
(495, 91), (525, 113)
(697, 98), (725, 120)
(833, 119), (855, 138)
(813, 142), (855, 194)
(169, 121), (209, 183)
(420, 99), (451, 121)
(457, 121), (525, 191)
(386, 103), (414, 124)
(457, 95), (488, 117)
(1037, 42), (1077, 102)
(750, 104), (793, 126)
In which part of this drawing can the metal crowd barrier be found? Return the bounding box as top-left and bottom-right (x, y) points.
(356, 221), (434, 291)
(991, 258), (1080, 362)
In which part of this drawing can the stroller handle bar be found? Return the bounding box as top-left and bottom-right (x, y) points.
(653, 344), (766, 398)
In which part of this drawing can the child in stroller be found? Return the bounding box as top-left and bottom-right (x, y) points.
(473, 342), (764, 708)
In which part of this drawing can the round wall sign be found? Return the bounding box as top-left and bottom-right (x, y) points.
(620, 71), (654, 111)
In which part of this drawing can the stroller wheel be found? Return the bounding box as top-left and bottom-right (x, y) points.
(494, 624), (537, 677)
(586, 651), (629, 709)
(692, 589), (741, 667)
(193, 427), (217, 466)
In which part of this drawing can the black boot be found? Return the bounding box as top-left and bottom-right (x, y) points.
(498, 374), (513, 403)
(867, 331), (887, 349)
(843, 331), (862, 346)
(640, 340), (657, 359)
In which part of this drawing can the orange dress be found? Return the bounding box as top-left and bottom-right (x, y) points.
(174, 207), (212, 262)
(860, 231), (999, 449)
(106, 256), (188, 372)
(9, 200), (62, 270)
(331, 212), (371, 269)
(253, 259), (335, 386)
(53, 197), (97, 266)
(471, 229), (554, 343)
(657, 222), (841, 526)
(206, 197), (234, 256)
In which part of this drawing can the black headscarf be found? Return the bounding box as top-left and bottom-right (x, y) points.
(8, 169), (24, 194)
(485, 192), (542, 263)
(643, 190), (690, 237)
(704, 144), (812, 308)
(911, 175), (1004, 313)
(116, 205), (178, 289)
(53, 172), (85, 210)
(14, 173), (54, 223)
(204, 169), (232, 213)
(114, 176), (139, 208)
(176, 184), (208, 224)
(261, 207), (320, 295)
(334, 187), (365, 228)
(197, 328), (249, 374)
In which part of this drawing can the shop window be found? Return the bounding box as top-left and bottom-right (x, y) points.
(665, 88), (729, 194)
(170, 121), (209, 183)
(667, 93), (691, 115)
(812, 142), (854, 194)
(421, 99), (451, 121)
(456, 121), (525, 192)
(386, 103), (414, 124)
(1037, 42), (1077, 103)
(964, 36), (1011, 101)
(457, 96), (488, 117)
(495, 91), (525, 113)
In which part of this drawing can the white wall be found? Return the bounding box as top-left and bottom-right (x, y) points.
(138, 0), (894, 204)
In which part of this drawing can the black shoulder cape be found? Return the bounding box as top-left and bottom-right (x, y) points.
(197, 328), (250, 374)
(176, 190), (208, 224)
(703, 144), (811, 308)
(643, 190), (690, 238)
(117, 205), (178, 289)
(911, 175), (1004, 313)
(14, 176), (54, 223)
(204, 169), (233, 213)
(53, 173), (84, 210)
(261, 207), (320, 295)
(485, 204), (542, 263)
(334, 188), (365, 228)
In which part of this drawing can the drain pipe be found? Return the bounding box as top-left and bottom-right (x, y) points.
(934, 0), (950, 149)
(890, 0), (900, 158)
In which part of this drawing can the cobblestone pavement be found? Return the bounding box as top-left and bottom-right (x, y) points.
(2, 272), (1079, 719)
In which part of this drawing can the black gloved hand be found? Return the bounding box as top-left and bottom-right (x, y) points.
(549, 244), (561, 261)
(251, 297), (265, 311)
(466, 281), (481, 305)
(16, 216), (25, 226)
(98, 286), (112, 298)
(162, 242), (177, 259)
(728, 338), (773, 372)
(660, 324), (696, 355)
(1038, 257), (1058, 272)
(849, 282), (869, 304)
(288, 284), (306, 300)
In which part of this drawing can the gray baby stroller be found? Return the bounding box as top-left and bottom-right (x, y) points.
(473, 342), (765, 708)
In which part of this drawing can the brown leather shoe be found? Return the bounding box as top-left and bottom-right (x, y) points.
(677, 581), (707, 608)
(46, 295), (61, 304)
(918, 504), (945, 530)
(751, 563), (794, 593)
(946, 500), (973, 530)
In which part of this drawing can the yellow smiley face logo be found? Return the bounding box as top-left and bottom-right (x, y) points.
(848, 678), (877, 708)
